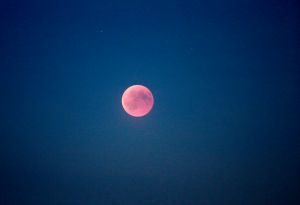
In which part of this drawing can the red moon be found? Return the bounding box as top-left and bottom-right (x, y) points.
(122, 85), (154, 117)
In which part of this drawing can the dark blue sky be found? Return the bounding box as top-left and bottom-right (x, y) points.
(1, 0), (299, 204)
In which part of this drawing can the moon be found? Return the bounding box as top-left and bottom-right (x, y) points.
(122, 85), (154, 117)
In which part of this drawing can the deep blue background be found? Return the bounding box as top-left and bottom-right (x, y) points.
(1, 0), (299, 204)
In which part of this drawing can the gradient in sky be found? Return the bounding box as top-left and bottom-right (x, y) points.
(1, 0), (299, 204)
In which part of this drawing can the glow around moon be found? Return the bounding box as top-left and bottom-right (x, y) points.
(121, 85), (154, 117)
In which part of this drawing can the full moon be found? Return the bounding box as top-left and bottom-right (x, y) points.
(121, 85), (154, 117)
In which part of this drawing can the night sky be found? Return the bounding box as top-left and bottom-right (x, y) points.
(1, 0), (299, 204)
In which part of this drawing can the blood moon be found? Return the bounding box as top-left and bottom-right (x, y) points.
(121, 85), (154, 117)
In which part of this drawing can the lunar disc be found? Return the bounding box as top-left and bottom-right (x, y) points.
(121, 85), (154, 117)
